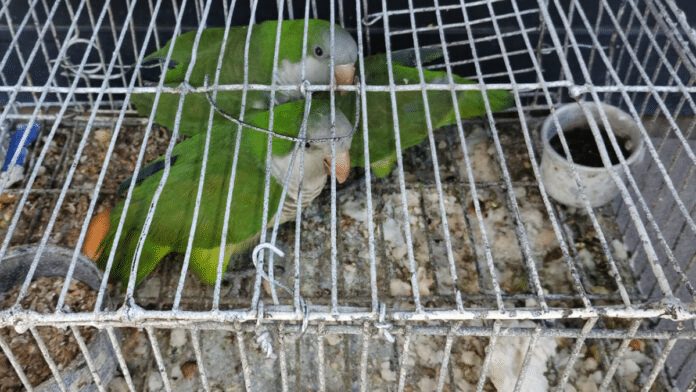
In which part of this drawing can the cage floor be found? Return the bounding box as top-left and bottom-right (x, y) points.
(120, 118), (636, 312)
(0, 114), (665, 391)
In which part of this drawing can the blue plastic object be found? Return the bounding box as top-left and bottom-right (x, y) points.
(2, 122), (39, 172)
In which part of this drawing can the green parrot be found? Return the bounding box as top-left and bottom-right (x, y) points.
(98, 100), (354, 287)
(340, 52), (513, 177)
(131, 19), (358, 135)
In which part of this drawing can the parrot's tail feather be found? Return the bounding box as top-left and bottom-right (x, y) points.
(127, 243), (172, 288)
(391, 47), (444, 67)
(189, 234), (261, 285)
(95, 204), (146, 288)
(128, 92), (156, 119)
(96, 222), (172, 289)
(486, 88), (515, 113)
(138, 56), (178, 83)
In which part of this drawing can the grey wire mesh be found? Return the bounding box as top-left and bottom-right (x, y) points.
(0, 0), (695, 391)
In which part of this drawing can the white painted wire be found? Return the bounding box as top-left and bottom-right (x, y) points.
(1, 0), (696, 390)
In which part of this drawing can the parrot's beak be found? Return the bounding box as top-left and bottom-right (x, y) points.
(334, 64), (355, 95)
(324, 151), (350, 183)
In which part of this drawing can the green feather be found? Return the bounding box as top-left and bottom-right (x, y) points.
(340, 53), (513, 177)
(131, 19), (357, 135)
(98, 100), (317, 287)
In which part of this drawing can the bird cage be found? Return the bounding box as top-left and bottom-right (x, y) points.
(1, 0), (695, 391)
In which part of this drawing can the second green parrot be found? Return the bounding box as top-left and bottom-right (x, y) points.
(131, 19), (358, 135)
(339, 52), (513, 177)
(98, 100), (354, 287)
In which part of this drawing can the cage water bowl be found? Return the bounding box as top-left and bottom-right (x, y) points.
(0, 245), (117, 391)
(540, 102), (645, 208)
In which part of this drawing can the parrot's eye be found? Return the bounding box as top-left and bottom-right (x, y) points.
(313, 46), (324, 58)
(305, 142), (312, 149)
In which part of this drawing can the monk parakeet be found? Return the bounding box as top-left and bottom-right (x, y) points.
(98, 100), (354, 287)
(341, 52), (513, 177)
(130, 19), (358, 134)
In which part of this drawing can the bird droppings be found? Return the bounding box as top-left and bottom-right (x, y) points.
(390, 278), (412, 296)
(489, 320), (558, 392)
(169, 329), (187, 348)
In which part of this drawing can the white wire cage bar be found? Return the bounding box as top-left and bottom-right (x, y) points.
(1, 0), (696, 390)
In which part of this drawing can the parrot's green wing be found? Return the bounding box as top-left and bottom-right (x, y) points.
(97, 104), (307, 287)
(97, 126), (281, 286)
(389, 47), (445, 67)
(342, 53), (513, 177)
(131, 25), (266, 132)
(131, 19), (358, 135)
(98, 99), (343, 287)
(129, 88), (246, 134)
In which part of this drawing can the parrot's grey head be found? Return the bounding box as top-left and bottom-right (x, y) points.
(276, 22), (358, 100)
(311, 24), (358, 87)
(271, 102), (354, 222)
(303, 103), (354, 184)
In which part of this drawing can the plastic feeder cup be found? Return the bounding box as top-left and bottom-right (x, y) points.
(540, 102), (645, 208)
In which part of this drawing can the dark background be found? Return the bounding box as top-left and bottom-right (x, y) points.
(0, 0), (694, 113)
